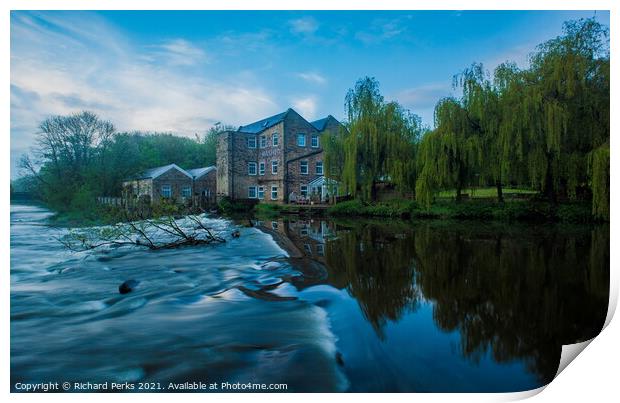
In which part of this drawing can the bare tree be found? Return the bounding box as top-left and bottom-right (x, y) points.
(58, 213), (226, 252)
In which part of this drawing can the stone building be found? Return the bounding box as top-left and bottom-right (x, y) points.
(187, 166), (217, 199)
(123, 163), (216, 204)
(216, 108), (344, 203)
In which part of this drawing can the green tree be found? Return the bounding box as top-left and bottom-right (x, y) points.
(336, 77), (422, 201)
(520, 18), (609, 205)
(415, 97), (482, 207)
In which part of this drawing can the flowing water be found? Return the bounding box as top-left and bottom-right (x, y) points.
(10, 202), (609, 392)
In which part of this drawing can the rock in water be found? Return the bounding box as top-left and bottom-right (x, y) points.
(119, 279), (140, 294)
(232, 230), (241, 238)
(335, 352), (345, 367)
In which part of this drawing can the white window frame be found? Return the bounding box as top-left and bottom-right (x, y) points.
(271, 160), (279, 174)
(247, 137), (257, 149)
(272, 133), (279, 147)
(259, 161), (265, 176)
(316, 161), (324, 175)
(161, 184), (172, 198)
(258, 186), (265, 199)
(260, 135), (267, 148)
(248, 186), (257, 199)
(300, 160), (309, 175)
(297, 133), (306, 147)
(300, 184), (308, 198)
(311, 134), (319, 148)
(271, 186), (278, 200)
(316, 244), (325, 256)
(181, 186), (192, 198)
(248, 162), (257, 176)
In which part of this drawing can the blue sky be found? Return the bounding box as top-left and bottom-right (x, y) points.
(10, 10), (609, 176)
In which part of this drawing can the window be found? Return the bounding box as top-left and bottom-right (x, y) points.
(247, 137), (256, 149)
(297, 133), (306, 147)
(259, 161), (265, 175)
(260, 135), (267, 148)
(272, 133), (279, 147)
(300, 160), (309, 175)
(248, 186), (257, 199)
(181, 186), (192, 198)
(300, 185), (308, 198)
(271, 186), (278, 200)
(258, 186), (265, 199)
(161, 185), (172, 198)
(248, 162), (257, 175)
(316, 161), (324, 175)
(271, 221), (278, 230)
(311, 134), (319, 148)
(304, 244), (312, 254)
(271, 160), (279, 174)
(316, 244), (325, 256)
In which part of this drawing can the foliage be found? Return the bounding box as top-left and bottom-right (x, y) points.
(327, 198), (598, 223)
(415, 18), (609, 219)
(19, 111), (224, 215)
(325, 77), (423, 201)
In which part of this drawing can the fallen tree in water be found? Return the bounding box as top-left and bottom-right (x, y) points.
(59, 213), (226, 251)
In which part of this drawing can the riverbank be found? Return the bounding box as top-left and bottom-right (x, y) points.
(29, 194), (600, 229)
(254, 198), (598, 223)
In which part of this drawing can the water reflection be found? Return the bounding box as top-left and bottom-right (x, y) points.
(11, 203), (609, 392)
(254, 217), (609, 387)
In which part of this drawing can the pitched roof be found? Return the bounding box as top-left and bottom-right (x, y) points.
(187, 166), (216, 179)
(310, 115), (340, 131)
(237, 109), (292, 134)
(134, 163), (193, 180)
(308, 176), (339, 187)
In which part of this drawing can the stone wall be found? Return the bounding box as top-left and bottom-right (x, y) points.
(215, 110), (344, 203)
(193, 169), (217, 197)
(152, 169), (193, 203)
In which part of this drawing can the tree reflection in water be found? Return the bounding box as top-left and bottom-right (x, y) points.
(412, 223), (609, 384)
(258, 217), (609, 385)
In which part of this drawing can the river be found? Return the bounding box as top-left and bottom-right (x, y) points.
(10, 202), (609, 392)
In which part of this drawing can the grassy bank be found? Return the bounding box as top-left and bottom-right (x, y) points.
(326, 198), (596, 223)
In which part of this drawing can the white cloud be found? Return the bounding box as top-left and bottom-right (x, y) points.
(291, 96), (318, 120)
(149, 39), (209, 66)
(354, 16), (410, 45)
(10, 12), (280, 176)
(296, 72), (327, 85)
(289, 17), (319, 35)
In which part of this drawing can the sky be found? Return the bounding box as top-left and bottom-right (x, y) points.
(10, 10), (610, 178)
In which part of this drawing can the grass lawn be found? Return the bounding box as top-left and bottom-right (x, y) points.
(437, 187), (538, 199)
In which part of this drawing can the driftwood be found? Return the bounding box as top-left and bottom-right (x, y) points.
(58, 214), (226, 252)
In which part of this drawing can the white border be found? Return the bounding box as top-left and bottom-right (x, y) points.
(3, 2), (617, 403)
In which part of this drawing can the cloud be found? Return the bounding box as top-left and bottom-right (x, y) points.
(354, 17), (409, 45)
(296, 72), (327, 85)
(10, 11), (280, 176)
(148, 39), (209, 66)
(288, 17), (319, 35)
(291, 96), (318, 120)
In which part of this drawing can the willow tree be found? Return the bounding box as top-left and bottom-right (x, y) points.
(336, 77), (422, 201)
(415, 97), (482, 207)
(520, 18), (609, 206)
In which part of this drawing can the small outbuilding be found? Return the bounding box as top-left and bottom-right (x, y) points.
(187, 166), (217, 198)
(123, 163), (194, 204)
